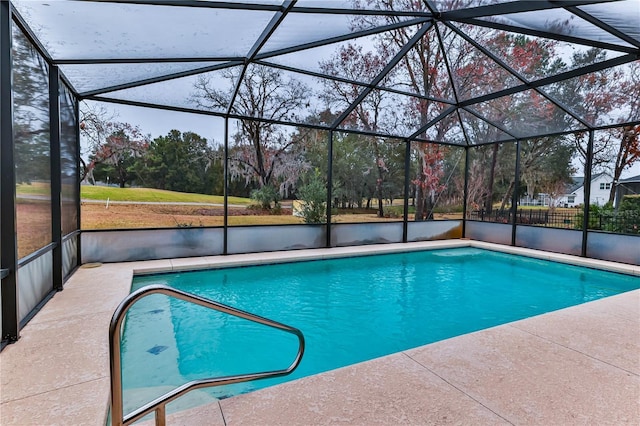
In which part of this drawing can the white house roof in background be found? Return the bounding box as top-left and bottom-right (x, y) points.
(567, 176), (586, 194)
(567, 172), (613, 193)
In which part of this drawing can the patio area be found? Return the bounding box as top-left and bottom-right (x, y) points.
(1, 1), (640, 424)
(1, 241), (638, 425)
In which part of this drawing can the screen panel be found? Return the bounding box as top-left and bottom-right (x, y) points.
(81, 228), (224, 263)
(331, 222), (403, 247)
(515, 225), (582, 256)
(12, 23), (52, 259)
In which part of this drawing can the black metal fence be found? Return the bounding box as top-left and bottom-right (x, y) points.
(469, 209), (640, 235)
(469, 209), (579, 227)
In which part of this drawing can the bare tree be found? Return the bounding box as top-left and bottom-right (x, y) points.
(192, 65), (310, 200)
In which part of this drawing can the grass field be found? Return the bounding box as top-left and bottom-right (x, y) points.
(15, 184), (458, 232)
(80, 204), (409, 229)
(80, 185), (251, 205)
(17, 182), (50, 196)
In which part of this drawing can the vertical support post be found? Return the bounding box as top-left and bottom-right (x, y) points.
(511, 140), (521, 246)
(75, 98), (81, 264)
(223, 117), (229, 255)
(50, 65), (62, 291)
(462, 146), (469, 238)
(154, 406), (166, 426)
(402, 140), (411, 243)
(581, 130), (595, 257)
(325, 130), (333, 248)
(1, 1), (19, 343)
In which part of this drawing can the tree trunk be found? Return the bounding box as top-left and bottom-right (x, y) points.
(118, 166), (127, 188)
(415, 184), (425, 221)
(608, 183), (616, 205)
(376, 175), (384, 217)
(425, 194), (434, 220)
(485, 144), (499, 214)
(499, 179), (515, 212)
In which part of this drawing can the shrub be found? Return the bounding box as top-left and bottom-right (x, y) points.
(618, 195), (640, 234)
(574, 200), (639, 234)
(250, 185), (281, 209)
(620, 195), (640, 212)
(383, 205), (404, 218)
(296, 169), (327, 224)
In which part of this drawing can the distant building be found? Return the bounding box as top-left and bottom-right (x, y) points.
(557, 172), (614, 207)
(614, 175), (640, 208)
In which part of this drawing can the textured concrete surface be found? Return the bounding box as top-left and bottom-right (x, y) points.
(0, 241), (638, 425)
(220, 352), (512, 425)
(217, 290), (639, 426)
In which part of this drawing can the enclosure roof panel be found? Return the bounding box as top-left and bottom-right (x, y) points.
(10, 0), (640, 144)
(475, 7), (635, 48)
(93, 66), (244, 113)
(577, 0), (640, 43)
(61, 62), (231, 96)
(11, 0), (277, 60)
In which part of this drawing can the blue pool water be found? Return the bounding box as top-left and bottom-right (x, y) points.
(122, 247), (639, 413)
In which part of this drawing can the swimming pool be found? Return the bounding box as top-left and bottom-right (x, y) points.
(121, 247), (639, 414)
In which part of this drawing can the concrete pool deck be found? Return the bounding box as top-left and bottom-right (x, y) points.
(1, 240), (639, 425)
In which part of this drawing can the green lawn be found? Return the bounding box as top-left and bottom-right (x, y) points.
(80, 185), (251, 205)
(16, 182), (50, 196)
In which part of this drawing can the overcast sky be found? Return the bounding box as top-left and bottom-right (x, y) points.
(82, 100), (226, 144)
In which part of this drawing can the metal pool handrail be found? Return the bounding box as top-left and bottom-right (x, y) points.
(109, 284), (305, 426)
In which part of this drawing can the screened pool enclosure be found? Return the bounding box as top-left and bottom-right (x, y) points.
(1, 0), (639, 347)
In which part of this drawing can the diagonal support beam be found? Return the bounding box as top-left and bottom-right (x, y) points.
(408, 105), (456, 140)
(226, 0), (296, 115)
(255, 17), (431, 61)
(255, 59), (455, 105)
(460, 106), (519, 140)
(247, 0), (296, 60)
(458, 54), (638, 109)
(433, 22), (475, 146)
(444, 21), (593, 128)
(455, 109), (473, 146)
(10, 6), (54, 62)
(330, 21), (434, 130)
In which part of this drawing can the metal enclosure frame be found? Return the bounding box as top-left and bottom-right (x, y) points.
(1, 0), (639, 347)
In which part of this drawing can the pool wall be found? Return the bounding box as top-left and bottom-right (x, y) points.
(81, 221), (638, 266)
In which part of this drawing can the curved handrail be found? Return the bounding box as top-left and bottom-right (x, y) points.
(109, 284), (305, 426)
